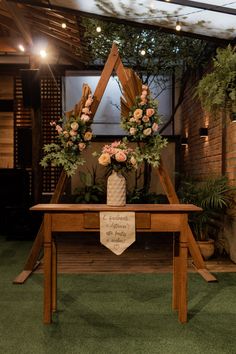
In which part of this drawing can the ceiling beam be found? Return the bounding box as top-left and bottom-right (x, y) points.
(2, 0), (33, 46)
(157, 0), (236, 16)
(6, 0), (235, 43)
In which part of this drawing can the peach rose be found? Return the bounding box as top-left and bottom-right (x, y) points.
(142, 115), (149, 123)
(142, 84), (148, 90)
(139, 99), (147, 106)
(143, 128), (152, 136)
(129, 127), (137, 135)
(130, 156), (137, 168)
(70, 130), (77, 136)
(133, 108), (143, 120)
(152, 123), (159, 132)
(81, 114), (90, 122)
(140, 94), (147, 101)
(146, 108), (155, 117)
(115, 151), (127, 162)
(98, 153), (111, 166)
(63, 131), (69, 138)
(84, 131), (93, 141)
(85, 97), (93, 107)
(82, 107), (91, 114)
(78, 142), (86, 151)
(129, 117), (136, 122)
(71, 122), (78, 131)
(142, 90), (148, 97)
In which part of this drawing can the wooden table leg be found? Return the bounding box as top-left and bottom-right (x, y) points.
(178, 216), (188, 323)
(43, 214), (53, 324)
(172, 233), (180, 311)
(52, 240), (57, 313)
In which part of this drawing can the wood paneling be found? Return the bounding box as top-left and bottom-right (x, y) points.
(0, 110), (14, 168)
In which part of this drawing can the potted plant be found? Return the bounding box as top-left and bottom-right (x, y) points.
(195, 45), (236, 119)
(178, 176), (235, 259)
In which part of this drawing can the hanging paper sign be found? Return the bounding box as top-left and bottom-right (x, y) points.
(100, 212), (136, 255)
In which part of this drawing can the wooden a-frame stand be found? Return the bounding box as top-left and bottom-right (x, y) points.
(13, 43), (217, 284)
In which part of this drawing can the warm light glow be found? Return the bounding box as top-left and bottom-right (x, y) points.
(39, 49), (47, 58)
(140, 49), (146, 56)
(61, 22), (67, 29)
(176, 20), (181, 31)
(18, 44), (25, 52)
(96, 26), (102, 33)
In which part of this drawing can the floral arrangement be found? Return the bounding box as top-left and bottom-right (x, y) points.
(121, 84), (160, 141)
(121, 84), (168, 167)
(40, 94), (94, 176)
(94, 138), (138, 174)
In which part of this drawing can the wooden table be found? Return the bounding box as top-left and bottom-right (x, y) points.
(30, 203), (201, 324)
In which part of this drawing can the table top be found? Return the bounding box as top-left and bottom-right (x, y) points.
(31, 203), (201, 213)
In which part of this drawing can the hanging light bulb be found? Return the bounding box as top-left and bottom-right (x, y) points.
(176, 20), (181, 31)
(18, 44), (25, 52)
(96, 26), (102, 33)
(39, 49), (47, 58)
(140, 49), (146, 56)
(61, 22), (67, 29)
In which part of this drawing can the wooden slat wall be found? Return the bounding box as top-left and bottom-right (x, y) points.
(41, 76), (62, 193)
(14, 75), (62, 195)
(0, 76), (14, 168)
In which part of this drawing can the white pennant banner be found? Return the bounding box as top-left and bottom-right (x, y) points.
(100, 212), (136, 255)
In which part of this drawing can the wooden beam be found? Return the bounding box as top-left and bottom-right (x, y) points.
(158, 0), (236, 16)
(2, 0), (33, 46)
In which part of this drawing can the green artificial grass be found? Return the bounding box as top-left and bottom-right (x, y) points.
(1, 237), (236, 354)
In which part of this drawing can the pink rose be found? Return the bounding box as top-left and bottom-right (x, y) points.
(84, 131), (92, 141)
(115, 151), (127, 162)
(142, 115), (149, 123)
(152, 123), (159, 132)
(143, 128), (152, 136)
(146, 108), (155, 117)
(133, 108), (143, 120)
(98, 153), (111, 166)
(78, 142), (86, 151)
(56, 125), (63, 133)
(81, 114), (90, 122)
(129, 127), (137, 135)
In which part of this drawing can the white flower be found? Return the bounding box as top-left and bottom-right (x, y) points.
(143, 128), (152, 136)
(71, 122), (78, 131)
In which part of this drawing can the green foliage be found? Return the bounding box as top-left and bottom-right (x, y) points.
(127, 188), (168, 204)
(40, 143), (85, 177)
(82, 17), (212, 87)
(74, 171), (105, 204)
(178, 176), (236, 241)
(195, 45), (236, 117)
(135, 135), (168, 168)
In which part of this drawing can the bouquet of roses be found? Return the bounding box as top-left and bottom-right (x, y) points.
(40, 94), (94, 176)
(121, 85), (160, 141)
(95, 139), (138, 174)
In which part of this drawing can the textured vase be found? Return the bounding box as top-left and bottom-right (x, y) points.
(107, 170), (126, 206)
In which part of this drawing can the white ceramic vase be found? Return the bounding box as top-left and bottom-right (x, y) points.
(107, 170), (126, 206)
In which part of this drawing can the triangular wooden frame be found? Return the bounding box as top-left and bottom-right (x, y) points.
(13, 43), (216, 284)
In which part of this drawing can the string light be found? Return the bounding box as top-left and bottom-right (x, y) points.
(96, 26), (102, 33)
(39, 49), (47, 58)
(18, 44), (25, 52)
(140, 49), (146, 56)
(175, 20), (181, 31)
(61, 22), (67, 29)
